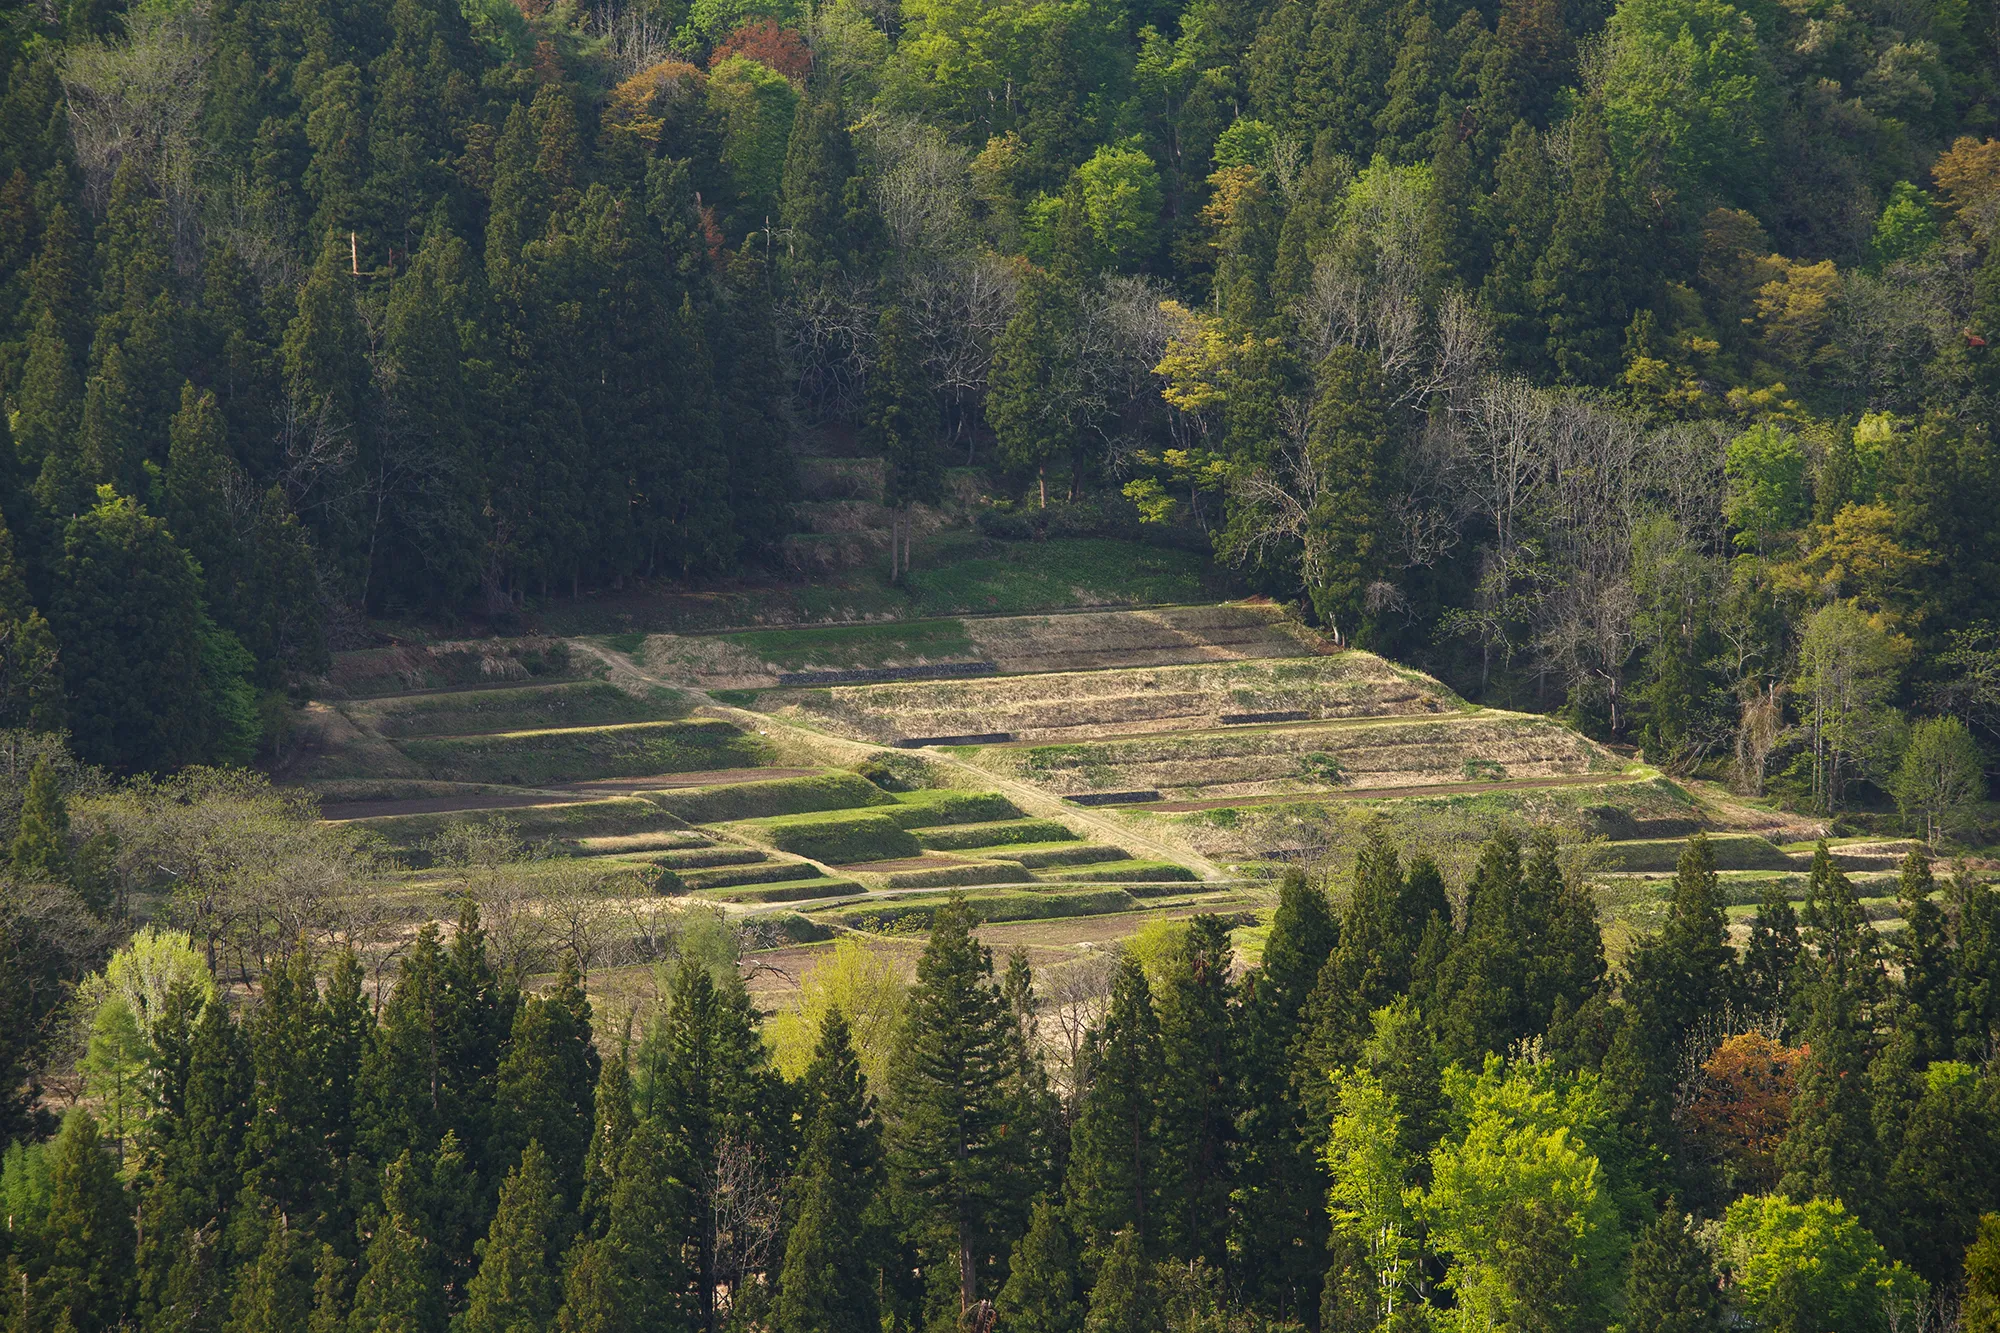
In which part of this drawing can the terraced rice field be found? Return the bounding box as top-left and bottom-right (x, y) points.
(291, 603), (1953, 1008)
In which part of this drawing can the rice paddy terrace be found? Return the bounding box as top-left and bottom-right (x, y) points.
(283, 604), (1921, 994)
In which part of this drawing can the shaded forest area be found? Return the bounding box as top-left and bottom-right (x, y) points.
(2, 0), (2000, 810)
(10, 828), (2000, 1333)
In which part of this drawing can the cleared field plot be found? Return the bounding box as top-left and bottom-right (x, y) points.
(648, 772), (894, 823)
(397, 721), (771, 785)
(1141, 774), (1704, 868)
(322, 791), (598, 821)
(347, 797), (684, 858)
(962, 603), (1321, 673)
(1040, 859), (1200, 883)
(912, 819), (1078, 850)
(636, 605), (1316, 690)
(649, 847), (768, 870)
(721, 619), (979, 670)
(562, 768), (821, 792)
(980, 843), (1133, 868)
(879, 861), (1038, 888)
(1601, 834), (1795, 872)
(343, 680), (688, 737)
(757, 654), (1458, 745)
(971, 712), (1612, 798)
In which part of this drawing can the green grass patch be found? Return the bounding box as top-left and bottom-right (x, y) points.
(650, 772), (893, 823)
(1040, 859), (1200, 883)
(824, 887), (1140, 931)
(882, 790), (1023, 827)
(901, 539), (1216, 616)
(352, 681), (689, 738)
(1602, 834), (1794, 872)
(740, 811), (923, 864)
(694, 878), (858, 904)
(651, 847), (768, 870)
(719, 619), (976, 669)
(678, 861), (823, 891)
(711, 689), (762, 707)
(398, 721), (769, 785)
(604, 632), (648, 655)
(912, 819), (1077, 851)
(881, 862), (1038, 888)
(350, 798), (680, 858)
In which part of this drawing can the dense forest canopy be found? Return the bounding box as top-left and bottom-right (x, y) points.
(2, 820), (2000, 1333)
(2, 0), (2000, 800)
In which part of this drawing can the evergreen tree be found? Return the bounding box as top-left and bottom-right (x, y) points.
(10, 753), (68, 882)
(48, 488), (219, 773)
(492, 959), (598, 1204)
(1623, 834), (1734, 1049)
(1774, 982), (1880, 1218)
(1303, 346), (1394, 642)
(347, 1155), (445, 1333)
(1229, 868), (1336, 1322)
(1893, 850), (1952, 1063)
(460, 1141), (565, 1333)
(1066, 953), (1164, 1257)
(579, 1043), (636, 1238)
(996, 1200), (1084, 1333)
(0, 508), (62, 733)
(162, 383), (238, 609)
(987, 269), (1082, 507)
(1081, 1227), (1158, 1333)
(1534, 102), (1643, 383)
(1741, 882), (1801, 1024)
(38, 1109), (133, 1333)
(885, 896), (1031, 1322)
(1152, 916), (1234, 1269)
(866, 306), (941, 581)
(1620, 1207), (1723, 1333)
(225, 1214), (317, 1333)
(773, 1010), (884, 1333)
(642, 956), (788, 1333)
(778, 88), (863, 276)
(1950, 869), (2000, 1060)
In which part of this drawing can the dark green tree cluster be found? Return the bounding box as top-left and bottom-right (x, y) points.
(10, 835), (2000, 1331)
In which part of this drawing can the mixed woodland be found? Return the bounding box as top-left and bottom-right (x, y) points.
(1, 0), (1999, 803)
(3, 826), (2000, 1333)
(6, 0), (2000, 1324)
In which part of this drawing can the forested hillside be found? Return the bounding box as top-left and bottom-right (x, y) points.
(5, 0), (2000, 800)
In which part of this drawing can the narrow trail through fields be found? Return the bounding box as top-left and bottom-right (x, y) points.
(569, 639), (1230, 883)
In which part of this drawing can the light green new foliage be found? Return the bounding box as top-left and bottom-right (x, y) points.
(708, 56), (800, 213)
(1722, 424), (1808, 552)
(1718, 1194), (1926, 1333)
(1322, 1068), (1415, 1312)
(1417, 1058), (1625, 1333)
(1893, 714), (1984, 848)
(1073, 143), (1161, 272)
(80, 926), (215, 1040)
(1601, 0), (1774, 204)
